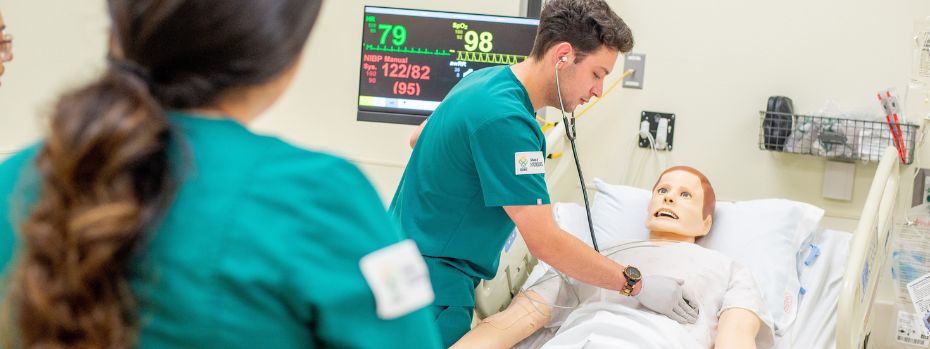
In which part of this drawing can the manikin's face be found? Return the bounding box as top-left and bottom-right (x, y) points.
(645, 170), (713, 240)
(555, 46), (618, 112)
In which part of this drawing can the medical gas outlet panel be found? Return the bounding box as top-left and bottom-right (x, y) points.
(639, 111), (675, 151)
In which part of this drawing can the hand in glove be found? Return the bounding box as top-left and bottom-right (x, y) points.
(634, 275), (699, 324)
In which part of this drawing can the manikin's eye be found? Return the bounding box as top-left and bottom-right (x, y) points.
(657, 188), (668, 194)
(681, 192), (692, 199)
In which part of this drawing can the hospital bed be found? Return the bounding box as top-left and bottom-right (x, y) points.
(474, 146), (901, 349)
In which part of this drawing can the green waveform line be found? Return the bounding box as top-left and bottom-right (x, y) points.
(454, 51), (528, 65)
(363, 44), (451, 56)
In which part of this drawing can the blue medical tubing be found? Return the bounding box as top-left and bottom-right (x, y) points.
(804, 243), (821, 266)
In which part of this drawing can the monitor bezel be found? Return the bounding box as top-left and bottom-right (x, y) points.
(356, 5), (539, 125)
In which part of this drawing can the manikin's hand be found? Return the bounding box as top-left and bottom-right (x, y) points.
(634, 276), (699, 324)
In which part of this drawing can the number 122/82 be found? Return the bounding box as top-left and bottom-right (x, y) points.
(382, 63), (431, 80)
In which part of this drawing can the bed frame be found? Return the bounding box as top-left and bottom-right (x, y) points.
(475, 147), (902, 348)
(836, 146), (901, 349)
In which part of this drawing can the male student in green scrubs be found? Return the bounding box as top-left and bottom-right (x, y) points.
(391, 0), (700, 346)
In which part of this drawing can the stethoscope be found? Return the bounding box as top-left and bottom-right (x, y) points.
(554, 55), (600, 252)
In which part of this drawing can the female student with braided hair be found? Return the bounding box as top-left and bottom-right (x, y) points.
(0, 1), (440, 348)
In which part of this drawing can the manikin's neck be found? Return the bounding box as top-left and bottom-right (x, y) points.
(648, 231), (696, 243)
(510, 58), (555, 112)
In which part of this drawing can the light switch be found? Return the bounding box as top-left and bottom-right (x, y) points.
(622, 53), (646, 89)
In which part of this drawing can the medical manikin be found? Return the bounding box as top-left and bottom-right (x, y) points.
(452, 167), (774, 349)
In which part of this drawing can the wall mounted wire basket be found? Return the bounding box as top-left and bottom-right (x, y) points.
(758, 111), (919, 164)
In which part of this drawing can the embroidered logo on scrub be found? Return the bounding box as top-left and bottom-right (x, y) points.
(515, 151), (545, 175)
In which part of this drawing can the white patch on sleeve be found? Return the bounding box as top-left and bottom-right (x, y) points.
(515, 151), (546, 175)
(359, 240), (434, 319)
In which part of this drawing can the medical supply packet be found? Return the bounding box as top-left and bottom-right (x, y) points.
(907, 272), (930, 316)
(895, 205), (930, 308)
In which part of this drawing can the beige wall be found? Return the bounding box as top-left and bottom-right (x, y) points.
(0, 0), (520, 200)
(0, 1), (110, 155)
(548, 0), (930, 222)
(2, 1), (929, 346)
(253, 0), (523, 202)
(5, 1), (929, 217)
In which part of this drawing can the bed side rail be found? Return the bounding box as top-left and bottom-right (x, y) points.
(836, 146), (900, 349)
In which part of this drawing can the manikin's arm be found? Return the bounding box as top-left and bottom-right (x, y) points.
(714, 308), (761, 349)
(451, 291), (552, 349)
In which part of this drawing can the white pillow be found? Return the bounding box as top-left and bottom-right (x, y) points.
(553, 202), (598, 246)
(588, 180), (651, 244)
(578, 178), (823, 334)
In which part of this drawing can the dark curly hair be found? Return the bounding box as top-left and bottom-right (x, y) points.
(529, 0), (634, 62)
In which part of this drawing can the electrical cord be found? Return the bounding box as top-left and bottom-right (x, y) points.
(535, 68), (635, 125)
(517, 240), (681, 314)
(626, 126), (665, 187)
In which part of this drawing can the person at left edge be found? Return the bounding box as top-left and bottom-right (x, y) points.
(0, 0), (441, 348)
(0, 9), (13, 86)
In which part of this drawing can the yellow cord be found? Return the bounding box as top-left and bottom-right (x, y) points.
(536, 68), (635, 124)
(540, 121), (558, 133)
(575, 68), (634, 119)
(538, 68), (635, 160)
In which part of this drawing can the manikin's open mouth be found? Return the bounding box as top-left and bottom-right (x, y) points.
(654, 208), (679, 219)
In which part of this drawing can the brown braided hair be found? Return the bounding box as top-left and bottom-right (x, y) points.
(4, 0), (322, 347)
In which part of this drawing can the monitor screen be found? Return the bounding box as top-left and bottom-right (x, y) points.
(357, 6), (539, 125)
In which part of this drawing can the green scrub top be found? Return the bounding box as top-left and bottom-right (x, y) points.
(389, 65), (550, 308)
(0, 112), (441, 349)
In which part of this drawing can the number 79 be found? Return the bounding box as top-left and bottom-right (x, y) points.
(377, 24), (407, 46)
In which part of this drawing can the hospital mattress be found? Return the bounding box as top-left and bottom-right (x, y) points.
(775, 229), (851, 349)
(511, 229), (850, 348)
(510, 228), (851, 349)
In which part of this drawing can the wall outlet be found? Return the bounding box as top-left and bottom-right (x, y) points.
(638, 111), (675, 151)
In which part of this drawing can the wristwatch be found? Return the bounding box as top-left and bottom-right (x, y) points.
(619, 265), (642, 296)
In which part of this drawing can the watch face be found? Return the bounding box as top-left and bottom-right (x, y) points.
(626, 266), (641, 280)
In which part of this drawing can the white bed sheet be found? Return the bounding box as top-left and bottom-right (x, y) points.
(775, 229), (851, 349)
(542, 203), (850, 348)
